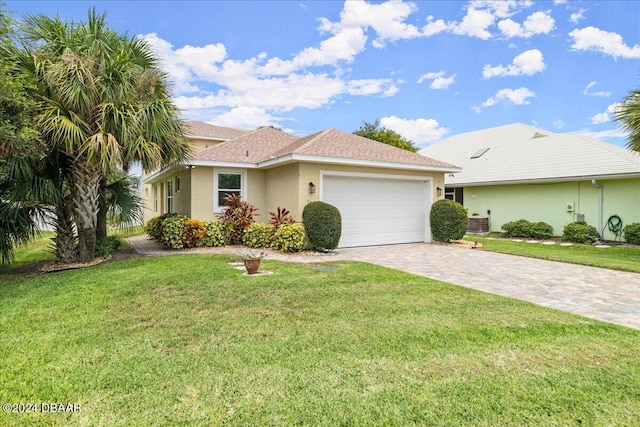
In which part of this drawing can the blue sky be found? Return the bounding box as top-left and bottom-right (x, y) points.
(5, 1), (640, 147)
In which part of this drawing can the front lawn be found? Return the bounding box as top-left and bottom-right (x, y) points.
(1, 255), (639, 426)
(467, 236), (640, 273)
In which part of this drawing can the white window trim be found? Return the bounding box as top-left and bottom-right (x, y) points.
(213, 169), (247, 213)
(153, 185), (158, 213)
(166, 179), (174, 214)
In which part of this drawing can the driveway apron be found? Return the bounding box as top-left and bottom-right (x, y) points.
(127, 236), (640, 330)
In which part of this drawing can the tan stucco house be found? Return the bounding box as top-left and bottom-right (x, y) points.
(142, 121), (460, 247)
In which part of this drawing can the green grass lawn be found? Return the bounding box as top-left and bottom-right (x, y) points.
(1, 255), (639, 426)
(467, 236), (640, 273)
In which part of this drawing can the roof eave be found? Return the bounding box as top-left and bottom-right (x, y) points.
(447, 172), (640, 187)
(259, 153), (461, 172)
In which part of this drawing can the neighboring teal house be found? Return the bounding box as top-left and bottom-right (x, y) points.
(419, 123), (640, 239)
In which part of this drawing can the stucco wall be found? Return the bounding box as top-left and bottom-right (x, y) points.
(190, 166), (216, 221)
(265, 164), (301, 220)
(461, 178), (640, 238)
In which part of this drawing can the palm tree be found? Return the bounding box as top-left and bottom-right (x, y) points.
(615, 88), (640, 152)
(11, 10), (190, 262)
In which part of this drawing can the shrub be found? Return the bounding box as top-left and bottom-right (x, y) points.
(272, 223), (306, 253)
(203, 221), (226, 247)
(562, 222), (600, 244)
(623, 223), (640, 245)
(95, 235), (122, 257)
(303, 201), (341, 251)
(269, 207), (295, 229)
(243, 222), (274, 248)
(218, 194), (258, 245)
(430, 199), (468, 243)
(182, 219), (207, 248)
(145, 212), (177, 241)
(160, 214), (189, 249)
(502, 219), (553, 239)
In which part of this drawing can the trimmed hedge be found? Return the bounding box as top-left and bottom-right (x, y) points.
(562, 222), (600, 244)
(243, 222), (274, 248)
(202, 221), (226, 247)
(303, 201), (342, 251)
(501, 219), (554, 239)
(430, 199), (468, 243)
(272, 223), (306, 253)
(623, 223), (640, 245)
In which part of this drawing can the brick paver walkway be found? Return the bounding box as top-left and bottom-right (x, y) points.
(127, 235), (640, 330)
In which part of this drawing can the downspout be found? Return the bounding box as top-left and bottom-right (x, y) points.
(591, 179), (603, 238)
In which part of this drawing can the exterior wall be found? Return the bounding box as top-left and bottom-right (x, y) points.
(190, 166), (216, 221)
(188, 138), (224, 154)
(173, 169), (191, 217)
(461, 178), (640, 238)
(265, 164), (301, 220)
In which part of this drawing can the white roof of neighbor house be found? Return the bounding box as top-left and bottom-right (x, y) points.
(419, 123), (640, 186)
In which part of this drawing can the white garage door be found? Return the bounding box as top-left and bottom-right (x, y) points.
(322, 174), (430, 248)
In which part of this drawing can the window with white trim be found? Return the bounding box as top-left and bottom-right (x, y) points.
(166, 180), (174, 214)
(153, 185), (158, 212)
(214, 171), (244, 211)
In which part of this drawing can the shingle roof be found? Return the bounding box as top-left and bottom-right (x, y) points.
(419, 123), (640, 185)
(194, 126), (299, 162)
(185, 120), (250, 140)
(194, 127), (458, 170)
(273, 128), (458, 168)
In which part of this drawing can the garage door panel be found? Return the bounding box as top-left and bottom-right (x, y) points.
(322, 175), (429, 248)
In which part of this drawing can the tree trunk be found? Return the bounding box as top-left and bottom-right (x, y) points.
(70, 156), (102, 263)
(53, 196), (78, 263)
(96, 173), (108, 242)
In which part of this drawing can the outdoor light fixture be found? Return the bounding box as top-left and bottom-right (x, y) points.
(309, 182), (316, 194)
(437, 187), (442, 197)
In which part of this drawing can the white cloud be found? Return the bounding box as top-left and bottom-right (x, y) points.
(569, 26), (640, 59)
(417, 71), (455, 89)
(449, 5), (496, 40)
(320, 0), (423, 48)
(552, 119), (564, 129)
(583, 81), (611, 97)
(590, 103), (622, 124)
(211, 107), (279, 129)
(569, 8), (586, 24)
(471, 1), (533, 19)
(379, 116), (449, 145)
(346, 79), (399, 97)
(483, 49), (546, 78)
(263, 27), (367, 74)
(482, 87), (536, 107)
(498, 11), (555, 38)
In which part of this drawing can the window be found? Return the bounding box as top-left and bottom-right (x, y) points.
(175, 176), (181, 192)
(153, 185), (158, 212)
(166, 180), (174, 213)
(214, 171), (244, 211)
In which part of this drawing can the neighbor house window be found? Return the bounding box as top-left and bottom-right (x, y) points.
(214, 171), (244, 211)
(153, 185), (158, 212)
(166, 180), (174, 214)
(175, 176), (181, 192)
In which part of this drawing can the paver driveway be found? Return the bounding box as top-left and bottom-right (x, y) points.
(128, 236), (640, 330)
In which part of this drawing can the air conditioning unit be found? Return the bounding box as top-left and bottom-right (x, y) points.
(566, 202), (574, 212)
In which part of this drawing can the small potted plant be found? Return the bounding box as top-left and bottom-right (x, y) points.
(241, 251), (267, 275)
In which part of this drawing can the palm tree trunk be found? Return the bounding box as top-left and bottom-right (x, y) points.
(53, 197), (78, 263)
(96, 173), (108, 242)
(70, 156), (101, 263)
